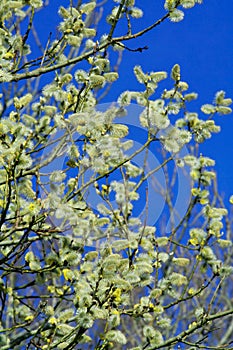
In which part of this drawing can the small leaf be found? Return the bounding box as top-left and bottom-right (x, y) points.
(25, 315), (34, 322)
(169, 272), (188, 286)
(184, 92), (198, 101)
(80, 1), (96, 14)
(155, 237), (168, 247)
(25, 251), (34, 263)
(164, 0), (176, 10)
(215, 90), (225, 104)
(48, 316), (57, 325)
(89, 75), (105, 87)
(150, 288), (162, 299)
(63, 269), (74, 281)
(129, 7), (143, 18)
(134, 65), (148, 84)
(217, 239), (232, 248)
(117, 91), (132, 106)
(201, 104), (216, 114)
(111, 124), (128, 137)
(181, 0), (195, 8)
(173, 257), (190, 266)
(171, 64), (181, 81)
(105, 330), (127, 344)
(216, 106), (232, 115)
(169, 9), (184, 22)
(104, 72), (119, 82)
(150, 71), (167, 82)
(220, 98), (232, 106)
(112, 239), (129, 251)
(29, 261), (41, 271)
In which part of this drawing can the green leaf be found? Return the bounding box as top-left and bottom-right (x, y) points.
(126, 0), (136, 6)
(195, 307), (205, 320)
(172, 257), (190, 266)
(171, 64), (181, 81)
(150, 330), (164, 346)
(155, 237), (169, 247)
(200, 246), (216, 261)
(89, 74), (105, 87)
(184, 92), (198, 101)
(123, 270), (140, 283)
(169, 9), (184, 22)
(150, 288), (163, 298)
(25, 251), (34, 263)
(129, 7), (143, 18)
(59, 309), (74, 322)
(150, 71), (167, 82)
(216, 106), (232, 115)
(143, 325), (157, 339)
(29, 261), (41, 271)
(219, 265), (233, 277)
(134, 65), (148, 84)
(215, 90), (225, 104)
(169, 272), (187, 286)
(164, 0), (176, 11)
(112, 239), (129, 251)
(135, 260), (153, 274)
(50, 171), (66, 183)
(167, 102), (181, 115)
(217, 239), (232, 248)
(117, 91), (132, 106)
(201, 104), (216, 114)
(111, 123), (128, 137)
(181, 0), (195, 8)
(58, 342), (71, 350)
(62, 269), (74, 281)
(105, 330), (127, 344)
(80, 1), (96, 14)
(104, 72), (119, 82)
(158, 252), (169, 263)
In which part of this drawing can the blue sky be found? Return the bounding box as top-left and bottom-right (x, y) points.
(35, 1), (233, 202)
(102, 0), (233, 201)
